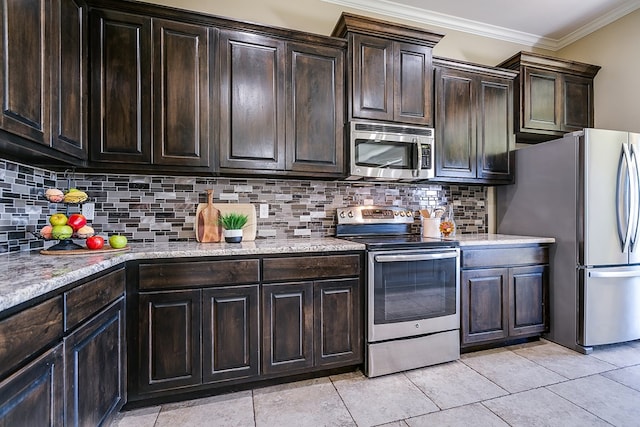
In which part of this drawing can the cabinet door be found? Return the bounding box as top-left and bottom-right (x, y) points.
(461, 268), (509, 346)
(90, 9), (151, 164)
(477, 76), (514, 181)
(202, 285), (259, 383)
(509, 265), (548, 337)
(562, 74), (594, 132)
(522, 67), (561, 132)
(153, 19), (211, 168)
(351, 34), (393, 122)
(0, 0), (51, 145)
(219, 30), (285, 171)
(262, 282), (313, 374)
(286, 42), (345, 175)
(393, 42), (434, 126)
(138, 290), (201, 393)
(314, 279), (362, 367)
(0, 344), (64, 426)
(64, 298), (125, 427)
(435, 67), (476, 179)
(51, 0), (87, 160)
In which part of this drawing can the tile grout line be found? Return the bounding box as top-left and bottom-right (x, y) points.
(328, 374), (359, 426)
(543, 380), (616, 426)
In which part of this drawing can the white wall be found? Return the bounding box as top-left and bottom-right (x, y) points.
(141, 0), (533, 65)
(557, 9), (640, 133)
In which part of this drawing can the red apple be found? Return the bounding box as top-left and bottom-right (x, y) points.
(86, 235), (105, 250)
(67, 213), (87, 231)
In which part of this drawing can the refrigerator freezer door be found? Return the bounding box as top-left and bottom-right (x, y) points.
(583, 129), (631, 266)
(580, 266), (640, 346)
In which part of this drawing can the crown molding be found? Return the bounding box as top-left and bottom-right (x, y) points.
(555, 1), (640, 49)
(322, 0), (640, 51)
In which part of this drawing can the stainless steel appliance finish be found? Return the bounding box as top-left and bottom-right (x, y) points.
(497, 129), (640, 353)
(347, 121), (435, 182)
(336, 206), (460, 377)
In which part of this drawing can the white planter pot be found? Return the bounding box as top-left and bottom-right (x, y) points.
(223, 229), (243, 243)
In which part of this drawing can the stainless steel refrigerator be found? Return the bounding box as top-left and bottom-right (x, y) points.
(497, 128), (640, 353)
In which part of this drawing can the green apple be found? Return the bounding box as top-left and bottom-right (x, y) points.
(49, 213), (68, 226)
(51, 224), (73, 240)
(109, 234), (128, 249)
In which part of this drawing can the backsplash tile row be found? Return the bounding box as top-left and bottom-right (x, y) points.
(0, 158), (487, 254)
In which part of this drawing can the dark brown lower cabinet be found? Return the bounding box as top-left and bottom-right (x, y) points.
(460, 245), (550, 349)
(461, 268), (509, 345)
(262, 282), (314, 375)
(138, 290), (202, 393)
(132, 254), (362, 402)
(262, 278), (362, 374)
(203, 285), (260, 383)
(64, 297), (126, 426)
(0, 344), (64, 426)
(314, 279), (361, 367)
(510, 265), (548, 337)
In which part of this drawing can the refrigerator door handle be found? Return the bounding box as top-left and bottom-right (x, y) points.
(617, 143), (632, 253)
(629, 144), (640, 252)
(588, 270), (640, 278)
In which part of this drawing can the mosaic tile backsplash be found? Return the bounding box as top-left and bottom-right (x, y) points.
(0, 158), (487, 254)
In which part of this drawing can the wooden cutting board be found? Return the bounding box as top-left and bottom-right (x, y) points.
(214, 203), (257, 241)
(195, 190), (221, 243)
(40, 246), (130, 255)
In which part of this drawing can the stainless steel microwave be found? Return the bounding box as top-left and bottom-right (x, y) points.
(347, 121), (435, 181)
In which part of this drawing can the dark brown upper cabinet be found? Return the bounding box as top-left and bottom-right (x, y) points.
(89, 9), (152, 165)
(89, 8), (212, 171)
(332, 13), (443, 126)
(498, 51), (600, 143)
(286, 42), (345, 175)
(218, 30), (346, 178)
(434, 58), (516, 184)
(0, 0), (87, 162)
(218, 30), (286, 172)
(152, 19), (212, 168)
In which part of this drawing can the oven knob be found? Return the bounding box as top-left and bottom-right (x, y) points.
(348, 211), (354, 218)
(415, 323), (420, 328)
(399, 211), (405, 217)
(339, 211), (345, 218)
(406, 211), (413, 217)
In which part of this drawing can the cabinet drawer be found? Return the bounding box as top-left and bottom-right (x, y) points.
(263, 254), (360, 282)
(462, 246), (549, 269)
(65, 268), (125, 331)
(0, 296), (63, 379)
(139, 259), (260, 289)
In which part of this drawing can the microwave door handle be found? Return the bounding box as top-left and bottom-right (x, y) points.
(414, 140), (422, 177)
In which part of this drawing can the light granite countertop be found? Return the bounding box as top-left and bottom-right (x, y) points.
(0, 238), (364, 313)
(446, 233), (555, 246)
(0, 234), (554, 314)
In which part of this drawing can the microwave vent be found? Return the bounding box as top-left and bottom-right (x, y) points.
(353, 122), (433, 137)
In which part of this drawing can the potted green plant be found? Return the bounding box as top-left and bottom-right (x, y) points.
(218, 212), (249, 243)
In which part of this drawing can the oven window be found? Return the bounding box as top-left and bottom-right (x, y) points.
(373, 256), (457, 324)
(355, 139), (415, 170)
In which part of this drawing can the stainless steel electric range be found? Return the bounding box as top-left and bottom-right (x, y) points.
(336, 206), (460, 377)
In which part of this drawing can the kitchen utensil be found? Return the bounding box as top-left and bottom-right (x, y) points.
(195, 189), (221, 243)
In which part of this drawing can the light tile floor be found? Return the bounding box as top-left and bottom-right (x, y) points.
(111, 339), (640, 427)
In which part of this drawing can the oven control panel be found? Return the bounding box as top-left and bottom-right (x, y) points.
(337, 206), (414, 224)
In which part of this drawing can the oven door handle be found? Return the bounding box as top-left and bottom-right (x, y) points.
(374, 252), (458, 263)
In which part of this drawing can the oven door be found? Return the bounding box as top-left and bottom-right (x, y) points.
(368, 248), (460, 342)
